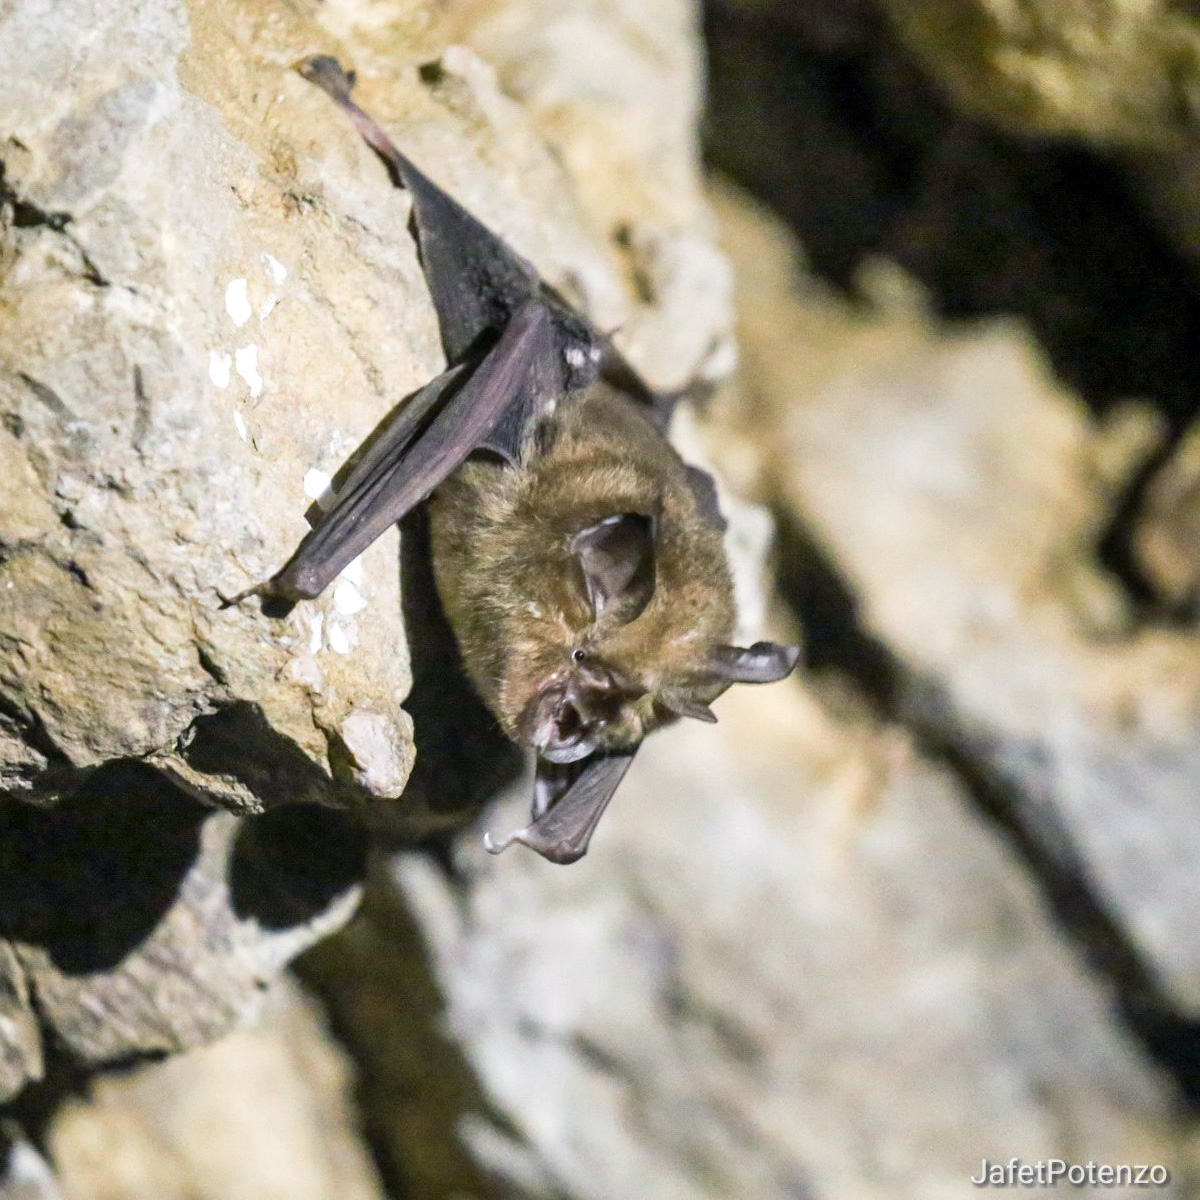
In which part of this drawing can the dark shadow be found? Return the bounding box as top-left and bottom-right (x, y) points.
(0, 763), (205, 974)
(181, 701), (353, 809)
(702, 0), (1200, 606)
(390, 508), (523, 838)
(228, 803), (367, 931)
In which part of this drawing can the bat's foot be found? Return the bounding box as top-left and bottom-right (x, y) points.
(297, 55), (356, 102)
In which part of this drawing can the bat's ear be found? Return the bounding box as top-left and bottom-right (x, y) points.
(706, 641), (800, 685)
(571, 513), (656, 626)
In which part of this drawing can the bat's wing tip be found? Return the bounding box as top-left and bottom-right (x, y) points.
(296, 55), (356, 100)
(482, 826), (588, 865)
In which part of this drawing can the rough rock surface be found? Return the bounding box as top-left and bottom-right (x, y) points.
(866, 0), (1200, 350)
(1136, 421), (1200, 611)
(0, 0), (730, 1107)
(393, 677), (1180, 1200)
(44, 979), (386, 1200)
(0, 764), (364, 1101)
(713, 181), (1200, 1021)
(0, 1130), (63, 1200)
(874, 0), (1200, 149)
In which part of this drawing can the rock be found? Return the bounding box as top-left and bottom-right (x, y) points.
(0, 0), (731, 1104)
(395, 674), (1180, 1199)
(44, 978), (386, 1200)
(299, 871), (505, 1200)
(0, 765), (364, 1100)
(0, 948), (41, 1103)
(445, 0), (737, 390)
(874, 0), (1200, 149)
(714, 178), (1200, 1018)
(1136, 422), (1200, 611)
(0, 1129), (63, 1200)
(1, 0), (421, 809)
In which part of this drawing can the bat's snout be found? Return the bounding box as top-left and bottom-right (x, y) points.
(520, 684), (600, 764)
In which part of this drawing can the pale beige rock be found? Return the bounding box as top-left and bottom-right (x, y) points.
(399, 676), (1179, 1200)
(714, 179), (1200, 1016)
(445, 0), (736, 391)
(0, 1132), (63, 1200)
(46, 979), (386, 1200)
(1137, 421), (1200, 607)
(0, 949), (40, 1103)
(0, 0), (729, 1102)
(876, 0), (1200, 149)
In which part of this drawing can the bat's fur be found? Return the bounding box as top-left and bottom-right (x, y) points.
(430, 382), (736, 751)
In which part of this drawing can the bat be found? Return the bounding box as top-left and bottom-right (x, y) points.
(233, 56), (799, 863)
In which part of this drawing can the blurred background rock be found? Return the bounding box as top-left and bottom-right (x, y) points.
(4, 0), (1200, 1197)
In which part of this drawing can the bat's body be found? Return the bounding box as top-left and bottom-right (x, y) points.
(237, 58), (799, 863)
(430, 382), (737, 750)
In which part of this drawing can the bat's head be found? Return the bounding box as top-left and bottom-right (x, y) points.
(509, 507), (799, 755)
(478, 506), (799, 864)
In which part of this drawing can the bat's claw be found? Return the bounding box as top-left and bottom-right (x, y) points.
(482, 827), (524, 856)
(218, 584), (261, 610)
(219, 579), (297, 618)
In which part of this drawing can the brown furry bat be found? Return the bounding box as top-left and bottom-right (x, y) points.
(233, 57), (799, 863)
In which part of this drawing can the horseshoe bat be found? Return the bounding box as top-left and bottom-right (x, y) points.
(237, 56), (799, 863)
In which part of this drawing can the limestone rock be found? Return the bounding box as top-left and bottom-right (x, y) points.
(0, 0), (730, 1103)
(395, 677), (1179, 1199)
(715, 178), (1200, 1017)
(0, 765), (363, 1100)
(875, 0), (1200, 149)
(0, 1130), (63, 1200)
(1136, 421), (1200, 611)
(45, 979), (386, 1200)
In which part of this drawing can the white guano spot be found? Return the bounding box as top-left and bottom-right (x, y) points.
(225, 277), (252, 327)
(327, 621), (351, 655)
(259, 293), (278, 322)
(303, 469), (333, 511)
(262, 252), (288, 284)
(209, 350), (232, 389)
(309, 613), (324, 654)
(339, 555), (364, 586)
(235, 344), (262, 399)
(334, 579), (367, 616)
(233, 410), (248, 442)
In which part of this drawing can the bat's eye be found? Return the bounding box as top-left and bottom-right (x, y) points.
(572, 648), (587, 663)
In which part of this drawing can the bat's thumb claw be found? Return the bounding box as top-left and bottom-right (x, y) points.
(297, 55), (356, 100)
(219, 579), (297, 619)
(483, 827), (524, 856)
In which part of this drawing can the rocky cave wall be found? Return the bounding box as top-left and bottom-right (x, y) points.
(5, 0), (1200, 1198)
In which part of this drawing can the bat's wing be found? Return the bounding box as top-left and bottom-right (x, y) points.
(300, 55), (597, 372)
(484, 750), (637, 865)
(250, 301), (556, 605)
